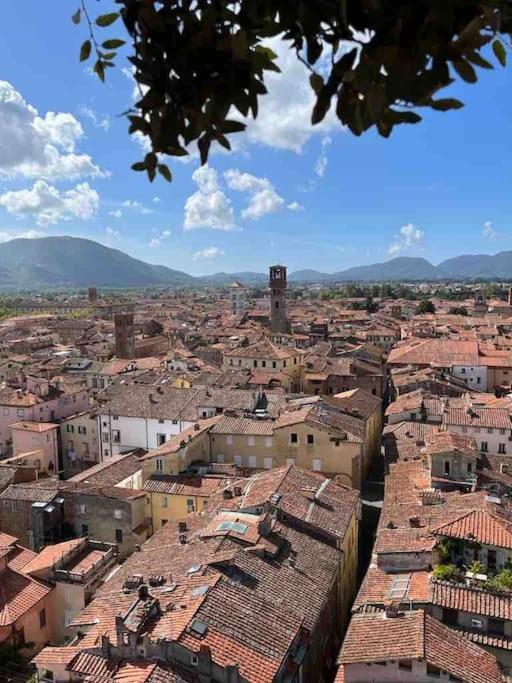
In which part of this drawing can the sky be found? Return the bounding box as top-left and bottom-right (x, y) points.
(0, 3), (511, 276)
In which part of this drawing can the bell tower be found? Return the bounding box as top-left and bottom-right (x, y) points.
(269, 264), (288, 333)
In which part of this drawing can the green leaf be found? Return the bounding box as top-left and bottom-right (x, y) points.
(80, 40), (92, 62)
(309, 73), (324, 94)
(71, 8), (81, 25)
(96, 12), (120, 28)
(492, 40), (507, 67)
(431, 98), (464, 111)
(93, 59), (105, 82)
(131, 162), (146, 172)
(147, 166), (156, 182)
(452, 59), (477, 83)
(144, 152), (158, 169)
(102, 39), (126, 49)
(158, 164), (172, 182)
(220, 120), (246, 134)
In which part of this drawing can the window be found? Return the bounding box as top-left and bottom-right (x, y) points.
(307, 434), (314, 446)
(162, 496), (168, 508)
(79, 504), (87, 514)
(247, 436), (255, 447)
(444, 461), (450, 476)
(172, 419), (178, 425)
(272, 361), (277, 369)
(234, 454), (242, 466)
(158, 418), (164, 424)
(17, 408), (24, 417)
(156, 458), (163, 472)
(253, 360), (257, 368)
(157, 433), (166, 446)
(39, 609), (46, 628)
(191, 655), (199, 666)
(312, 458), (322, 472)
(104, 449), (110, 457)
(115, 528), (123, 544)
(81, 523), (89, 536)
(66, 424), (74, 433)
(471, 618), (483, 629)
(500, 428), (506, 435)
(481, 442), (488, 452)
(262, 360), (266, 368)
(78, 426), (86, 435)
(426, 664), (441, 678)
(290, 433), (298, 444)
(114, 509), (122, 520)
(499, 443), (506, 454)
(264, 457), (272, 470)
(112, 430), (121, 444)
(488, 618), (505, 635)
(248, 455), (257, 468)
(473, 427), (481, 433)
(467, 462), (473, 473)
(2, 408), (8, 416)
(102, 432), (109, 443)
(216, 454), (224, 463)
(487, 428), (493, 434)
(398, 661), (412, 671)
(187, 499), (195, 512)
(226, 436), (233, 445)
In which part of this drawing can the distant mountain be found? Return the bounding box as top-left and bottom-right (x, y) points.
(195, 271), (267, 287)
(288, 269), (332, 283)
(0, 236), (194, 288)
(2, 236), (512, 289)
(330, 257), (440, 282)
(437, 251), (512, 279)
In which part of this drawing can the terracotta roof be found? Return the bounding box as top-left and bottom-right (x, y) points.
(339, 610), (502, 683)
(9, 421), (59, 433)
(0, 567), (52, 625)
(143, 475), (224, 497)
(432, 580), (512, 619)
(432, 507), (512, 549)
(22, 538), (85, 575)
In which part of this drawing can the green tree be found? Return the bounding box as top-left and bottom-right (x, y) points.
(416, 299), (436, 314)
(448, 305), (469, 316)
(73, 0), (510, 182)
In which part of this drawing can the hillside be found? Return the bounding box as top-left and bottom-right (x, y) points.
(2, 237), (512, 288)
(437, 251), (512, 279)
(331, 257), (440, 282)
(0, 237), (194, 288)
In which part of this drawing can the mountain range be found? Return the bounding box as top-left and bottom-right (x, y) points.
(2, 236), (512, 288)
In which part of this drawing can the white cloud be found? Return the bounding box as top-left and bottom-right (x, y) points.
(315, 136), (332, 177)
(184, 165), (235, 231)
(0, 180), (99, 225)
(388, 223), (424, 256)
(192, 245), (224, 260)
(483, 221), (499, 239)
(224, 168), (303, 220)
(287, 201), (304, 211)
(225, 169), (285, 220)
(236, 38), (340, 153)
(0, 81), (106, 180)
(0, 229), (45, 242)
(122, 199), (152, 214)
(79, 105), (110, 132)
(149, 229), (171, 248)
(104, 226), (121, 244)
(109, 209), (122, 218)
(153, 196), (160, 203)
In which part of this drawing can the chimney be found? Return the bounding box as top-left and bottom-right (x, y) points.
(223, 488), (233, 500)
(138, 584), (149, 600)
(178, 521), (187, 533)
(148, 393), (154, 403)
(385, 602), (401, 619)
(233, 485), (242, 497)
(179, 534), (187, 545)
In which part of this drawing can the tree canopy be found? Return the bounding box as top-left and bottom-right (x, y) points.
(74, 0), (511, 182)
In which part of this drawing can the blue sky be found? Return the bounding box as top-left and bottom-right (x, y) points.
(0, 3), (511, 275)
